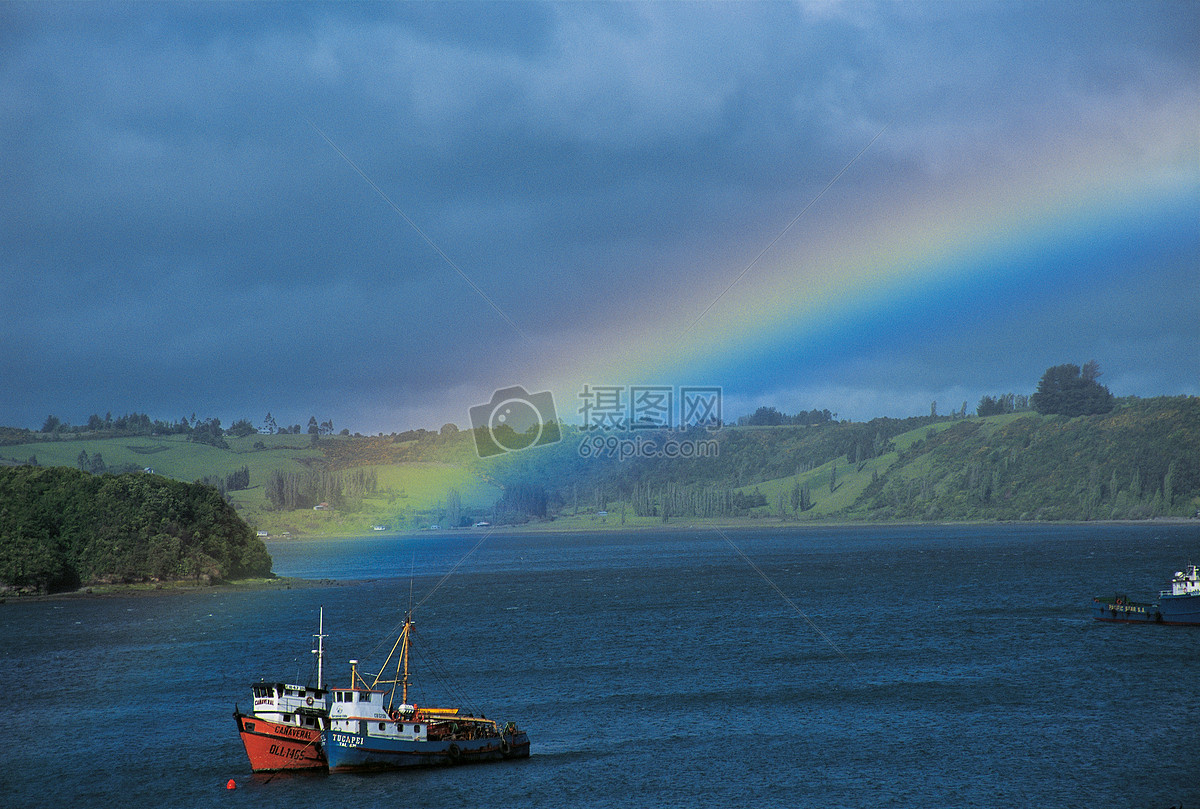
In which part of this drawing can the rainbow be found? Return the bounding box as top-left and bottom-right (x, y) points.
(537, 126), (1199, 416)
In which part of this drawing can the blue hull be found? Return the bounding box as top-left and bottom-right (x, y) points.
(323, 730), (530, 773)
(1159, 593), (1200, 625)
(1092, 598), (1159, 623)
(1092, 594), (1200, 626)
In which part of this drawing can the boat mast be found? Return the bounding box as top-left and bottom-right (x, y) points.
(403, 565), (413, 704)
(401, 612), (411, 704)
(312, 606), (327, 690)
(371, 610), (415, 709)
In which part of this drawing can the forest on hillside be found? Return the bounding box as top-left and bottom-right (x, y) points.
(851, 396), (1199, 522)
(481, 396), (1200, 525)
(0, 466), (272, 593)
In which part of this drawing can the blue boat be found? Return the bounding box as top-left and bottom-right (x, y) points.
(322, 612), (530, 773)
(1092, 563), (1200, 626)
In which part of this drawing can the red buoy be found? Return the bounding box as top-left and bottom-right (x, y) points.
(226, 779), (236, 790)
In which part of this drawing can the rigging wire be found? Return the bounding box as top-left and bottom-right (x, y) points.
(408, 624), (484, 717)
(363, 529), (494, 661)
(415, 530), (494, 611)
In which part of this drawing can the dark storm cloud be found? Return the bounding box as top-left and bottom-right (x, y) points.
(1, 2), (1196, 430)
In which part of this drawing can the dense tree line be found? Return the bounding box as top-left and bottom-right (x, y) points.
(264, 467), (378, 511)
(1031, 361), (1114, 417)
(198, 466), (250, 496)
(41, 411), (188, 437)
(738, 406), (834, 426)
(444, 488), (464, 526)
(32, 411), (342, 442)
(628, 481), (766, 519)
(189, 417), (229, 449)
(0, 466), (272, 593)
(976, 393), (1030, 417)
(492, 482), (548, 524)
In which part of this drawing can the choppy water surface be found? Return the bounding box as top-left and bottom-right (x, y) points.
(3, 524), (1198, 808)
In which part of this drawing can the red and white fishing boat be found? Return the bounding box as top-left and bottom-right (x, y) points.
(233, 609), (331, 772)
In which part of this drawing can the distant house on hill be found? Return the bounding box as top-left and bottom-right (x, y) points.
(313, 502), (329, 510)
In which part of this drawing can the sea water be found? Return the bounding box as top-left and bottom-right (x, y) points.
(2, 524), (1197, 808)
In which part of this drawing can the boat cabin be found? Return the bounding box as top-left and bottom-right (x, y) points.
(328, 687), (429, 742)
(1164, 564), (1200, 598)
(250, 681), (329, 729)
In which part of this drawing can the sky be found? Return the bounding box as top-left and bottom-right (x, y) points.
(2, 1), (1197, 435)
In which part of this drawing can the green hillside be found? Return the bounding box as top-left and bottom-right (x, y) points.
(472, 396), (1199, 526)
(850, 397), (1200, 521)
(729, 399), (1200, 523)
(1, 431), (500, 537)
(4, 396), (1197, 538)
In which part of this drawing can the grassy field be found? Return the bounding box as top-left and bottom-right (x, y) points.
(1, 433), (500, 538)
(2, 432), (325, 481)
(230, 461), (501, 536)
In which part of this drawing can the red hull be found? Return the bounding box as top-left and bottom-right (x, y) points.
(234, 712), (326, 772)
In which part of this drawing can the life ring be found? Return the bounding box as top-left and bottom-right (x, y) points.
(448, 744), (462, 764)
(500, 739), (512, 756)
(306, 696), (314, 706)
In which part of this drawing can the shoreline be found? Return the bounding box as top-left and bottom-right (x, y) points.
(0, 575), (354, 603)
(261, 515), (1200, 541)
(10, 517), (1196, 601)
